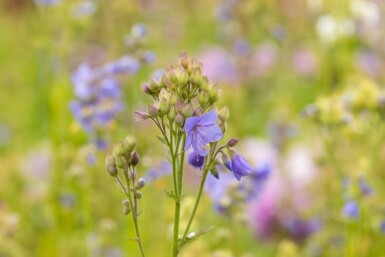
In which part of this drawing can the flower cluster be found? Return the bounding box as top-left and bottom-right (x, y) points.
(70, 24), (154, 151)
(131, 52), (257, 256)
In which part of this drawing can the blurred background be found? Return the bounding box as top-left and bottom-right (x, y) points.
(1, 0), (385, 256)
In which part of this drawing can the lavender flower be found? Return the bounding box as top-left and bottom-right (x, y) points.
(188, 151), (205, 169)
(184, 110), (223, 156)
(102, 56), (141, 75)
(343, 200), (359, 219)
(225, 153), (253, 181)
(358, 178), (373, 196)
(284, 218), (321, 242)
(34, 0), (61, 6)
(145, 162), (172, 183)
(380, 220), (385, 234)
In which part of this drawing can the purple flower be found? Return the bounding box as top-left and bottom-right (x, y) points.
(71, 63), (95, 100)
(225, 154), (253, 181)
(380, 220), (385, 234)
(184, 111), (223, 156)
(284, 218), (321, 242)
(188, 151), (205, 169)
(102, 56), (140, 75)
(358, 178), (373, 196)
(145, 162), (172, 183)
(343, 200), (359, 219)
(34, 0), (61, 6)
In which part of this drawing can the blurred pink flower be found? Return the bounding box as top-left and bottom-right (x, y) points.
(249, 42), (278, 77)
(291, 48), (318, 76)
(199, 47), (239, 85)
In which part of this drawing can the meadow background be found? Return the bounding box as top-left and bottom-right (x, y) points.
(1, 0), (385, 256)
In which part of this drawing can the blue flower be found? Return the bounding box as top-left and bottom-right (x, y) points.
(188, 150), (205, 169)
(184, 110), (223, 156)
(225, 154), (253, 181)
(358, 178), (373, 196)
(343, 200), (359, 219)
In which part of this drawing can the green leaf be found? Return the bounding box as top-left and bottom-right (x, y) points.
(179, 226), (215, 248)
(157, 136), (167, 145)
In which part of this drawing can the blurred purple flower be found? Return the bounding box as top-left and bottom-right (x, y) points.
(72, 63), (95, 101)
(143, 51), (156, 63)
(102, 56), (140, 75)
(380, 220), (385, 234)
(233, 37), (251, 57)
(199, 47), (239, 84)
(184, 110), (223, 156)
(356, 50), (382, 78)
(358, 177), (373, 196)
(145, 162), (172, 183)
(131, 23), (148, 38)
(343, 200), (359, 219)
(188, 150), (205, 169)
(249, 42), (278, 77)
(291, 48), (318, 76)
(72, 0), (97, 17)
(225, 154), (253, 181)
(284, 218), (321, 242)
(34, 0), (61, 6)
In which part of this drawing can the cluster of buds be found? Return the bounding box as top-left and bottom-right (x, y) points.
(135, 52), (230, 132)
(105, 136), (146, 216)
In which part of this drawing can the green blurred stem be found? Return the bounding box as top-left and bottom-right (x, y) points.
(117, 172), (146, 257)
(172, 134), (186, 257)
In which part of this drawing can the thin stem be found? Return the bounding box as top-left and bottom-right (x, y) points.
(119, 169), (146, 257)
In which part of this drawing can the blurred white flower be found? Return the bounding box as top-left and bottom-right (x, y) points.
(316, 15), (354, 43)
(350, 0), (380, 26)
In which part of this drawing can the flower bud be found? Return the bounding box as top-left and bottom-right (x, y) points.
(130, 151), (140, 167)
(148, 104), (159, 118)
(175, 113), (185, 127)
(179, 51), (189, 70)
(226, 138), (239, 147)
(148, 78), (161, 93)
(134, 111), (149, 121)
(208, 83), (219, 102)
(189, 67), (202, 87)
(218, 119), (226, 133)
(167, 66), (177, 84)
(122, 199), (130, 207)
(124, 135), (136, 153)
(193, 107), (203, 116)
(106, 153), (118, 177)
(158, 98), (170, 116)
(169, 92), (178, 105)
(219, 106), (229, 122)
(113, 142), (126, 157)
(182, 103), (194, 118)
(168, 106), (176, 121)
(135, 177), (146, 189)
(210, 166), (219, 179)
(123, 205), (131, 215)
(198, 90), (209, 107)
(135, 192), (142, 199)
(221, 152), (230, 166)
(201, 77), (209, 91)
(176, 68), (189, 88)
(115, 155), (127, 169)
(162, 75), (175, 90)
(141, 83), (152, 95)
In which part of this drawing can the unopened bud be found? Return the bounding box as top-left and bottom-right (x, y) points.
(218, 119), (226, 133)
(189, 67), (202, 87)
(123, 205), (131, 215)
(175, 114), (185, 127)
(106, 153), (118, 177)
(148, 104), (159, 118)
(182, 103), (194, 118)
(176, 68), (188, 88)
(135, 192), (142, 199)
(169, 92), (178, 105)
(167, 66), (177, 84)
(136, 177), (146, 189)
(124, 136), (136, 153)
(113, 142), (126, 157)
(168, 106), (176, 121)
(218, 106), (229, 121)
(162, 75), (175, 90)
(198, 90), (209, 107)
(115, 155), (127, 169)
(141, 83), (152, 95)
(122, 199), (130, 207)
(158, 98), (170, 116)
(221, 152), (231, 166)
(201, 77), (209, 90)
(134, 111), (149, 121)
(130, 151), (140, 167)
(208, 84), (219, 102)
(148, 78), (161, 93)
(227, 138), (239, 147)
(193, 107), (203, 116)
(179, 51), (189, 69)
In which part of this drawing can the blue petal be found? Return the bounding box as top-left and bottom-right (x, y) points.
(184, 132), (193, 151)
(184, 116), (201, 133)
(198, 124), (223, 143)
(198, 110), (218, 126)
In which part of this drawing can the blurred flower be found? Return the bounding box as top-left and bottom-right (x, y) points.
(184, 110), (223, 156)
(72, 0), (97, 17)
(233, 37), (251, 57)
(131, 23), (148, 38)
(350, 0), (380, 26)
(291, 47), (318, 76)
(225, 153), (253, 181)
(380, 220), (385, 234)
(283, 218), (321, 242)
(145, 161), (172, 183)
(199, 47), (239, 84)
(356, 50), (382, 78)
(358, 177), (373, 196)
(102, 56), (141, 75)
(143, 51), (156, 63)
(250, 42), (278, 76)
(342, 200), (359, 219)
(316, 15), (354, 43)
(188, 150), (205, 169)
(34, 0), (61, 6)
